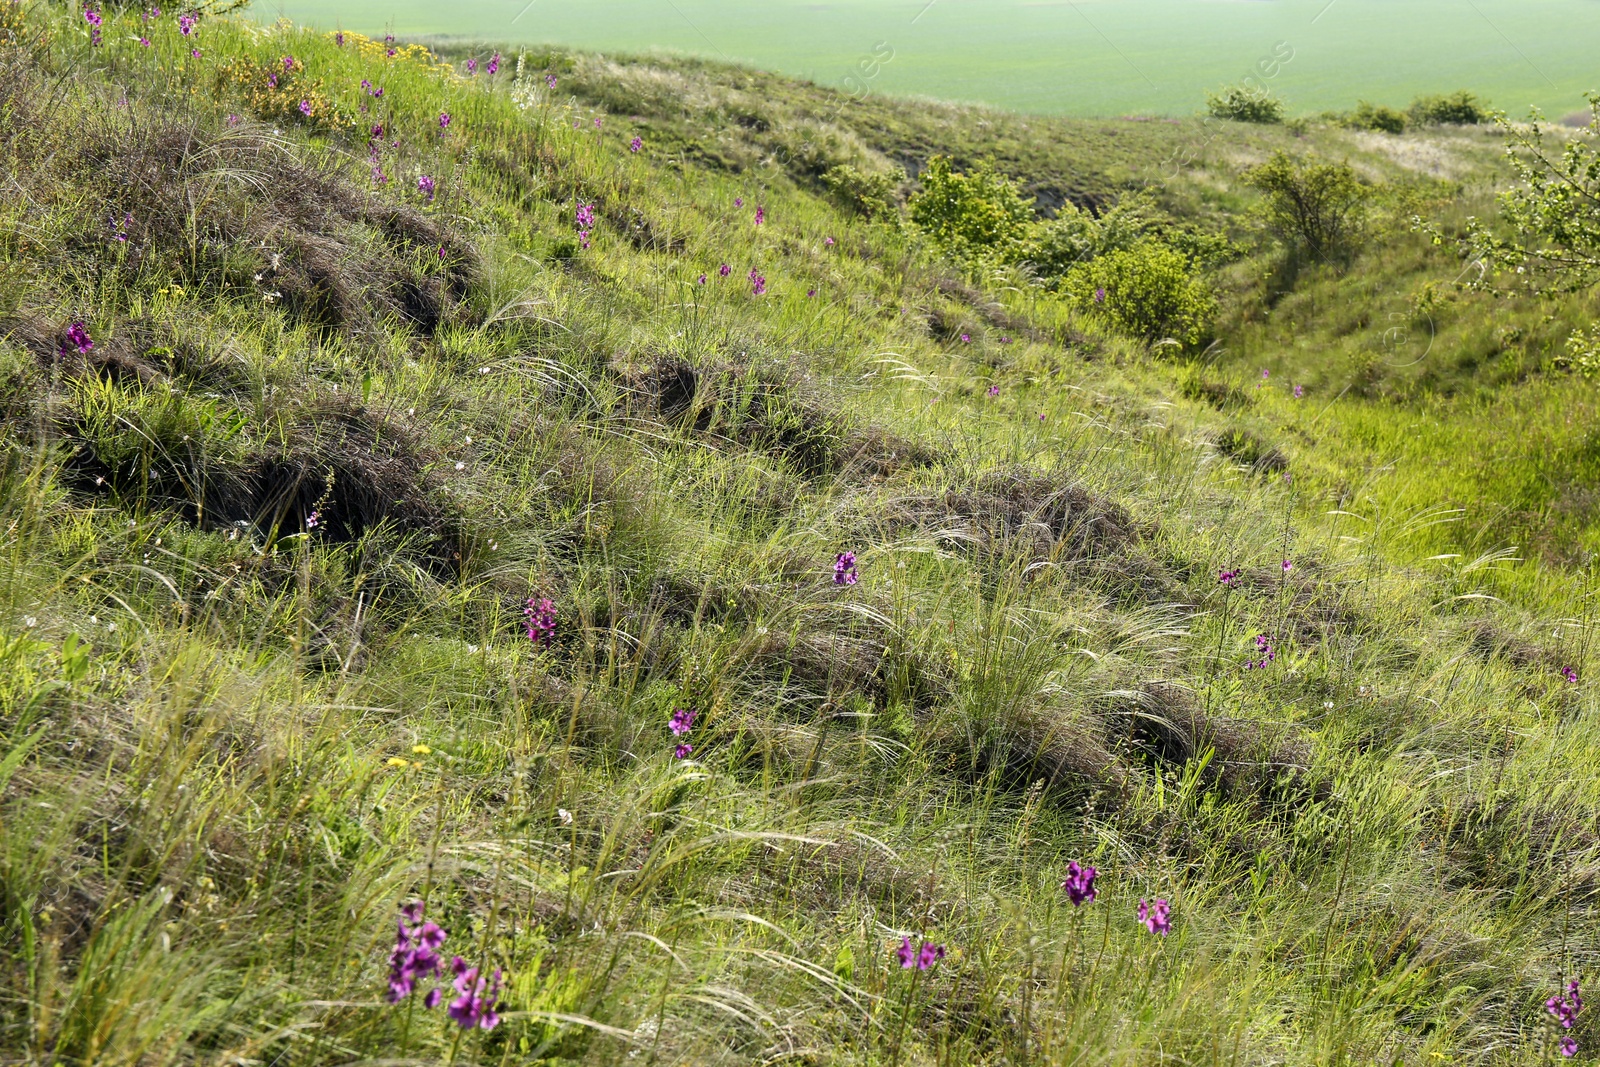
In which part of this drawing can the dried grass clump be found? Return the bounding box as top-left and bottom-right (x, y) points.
(882, 466), (1144, 565)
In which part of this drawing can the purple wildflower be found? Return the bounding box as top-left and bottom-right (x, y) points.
(807, 288), (817, 298)
(373, 87), (384, 99)
(734, 197), (744, 208)
(751, 274), (766, 295)
(439, 112), (452, 130)
(719, 264), (731, 278)
(1137, 898), (1171, 936)
(1282, 559), (1293, 573)
(385, 901), (446, 1004)
(630, 136), (642, 153)
(267, 73), (278, 89)
(466, 57), (477, 75)
(1261, 368), (1270, 380)
(298, 100), (312, 117)
(84, 8), (101, 27)
(833, 551), (858, 586)
(446, 958), (502, 1030)
(960, 333), (970, 343)
(139, 36), (150, 46)
(895, 937), (944, 970)
(524, 597), (556, 648)
(227, 114), (240, 126)
(178, 13), (194, 35)
(754, 205), (765, 225)
(576, 202), (595, 229)
(669, 707), (698, 737)
(697, 273), (707, 284)
(1293, 384), (1304, 398)
(282, 55), (295, 71)
(1218, 568), (1240, 586)
(335, 31), (345, 46)
(594, 116), (602, 129)
(189, 48), (200, 58)
(545, 72), (556, 89)
(674, 743), (693, 759)
(987, 384), (1000, 397)
(1094, 286), (1105, 304)
(418, 175), (436, 201)
(59, 323), (93, 357)
(384, 33), (394, 43)
(1060, 861), (1097, 906)
(1244, 633), (1276, 671)
(824, 236), (835, 247)
(578, 230), (591, 250)
(487, 52), (500, 75)
(1562, 666), (1579, 684)
(999, 336), (1012, 344)
(305, 510), (320, 530)
(1561, 1036), (1577, 1058)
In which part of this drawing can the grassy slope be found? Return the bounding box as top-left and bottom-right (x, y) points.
(0, 6), (1596, 1066)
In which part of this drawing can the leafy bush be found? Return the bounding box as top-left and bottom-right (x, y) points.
(1409, 90), (1488, 126)
(908, 156), (1035, 261)
(1205, 85), (1284, 125)
(1242, 150), (1367, 262)
(1023, 193), (1240, 285)
(1347, 101), (1407, 134)
(1461, 94), (1600, 292)
(821, 163), (905, 218)
(1061, 240), (1217, 347)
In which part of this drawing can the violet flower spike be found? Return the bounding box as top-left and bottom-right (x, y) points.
(466, 57), (477, 74)
(833, 551), (858, 586)
(668, 707), (697, 737)
(1061, 861), (1097, 906)
(674, 743), (693, 759)
(988, 384), (1000, 397)
(630, 136), (642, 153)
(719, 263), (731, 277)
(59, 323), (94, 357)
(895, 936), (916, 969)
(524, 597), (557, 648)
(1137, 898), (1171, 936)
(488, 52), (501, 75)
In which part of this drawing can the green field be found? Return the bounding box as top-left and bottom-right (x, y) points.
(253, 0), (1600, 118)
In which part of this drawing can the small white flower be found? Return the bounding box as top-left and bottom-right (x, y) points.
(107, 622), (117, 632)
(454, 461), (465, 470)
(23, 616), (36, 628)
(464, 436), (472, 445)
(1323, 700), (1334, 709)
(558, 808), (574, 825)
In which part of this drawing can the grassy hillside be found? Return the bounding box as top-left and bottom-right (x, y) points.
(0, 4), (1596, 1066)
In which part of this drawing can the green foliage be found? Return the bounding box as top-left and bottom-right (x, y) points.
(1205, 84), (1284, 124)
(1062, 240), (1218, 347)
(1347, 100), (1408, 134)
(1409, 89), (1488, 125)
(1462, 93), (1600, 292)
(907, 155), (1035, 260)
(821, 162), (905, 218)
(1243, 150), (1368, 261)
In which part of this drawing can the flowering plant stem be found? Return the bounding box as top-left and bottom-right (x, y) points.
(887, 961), (924, 1067)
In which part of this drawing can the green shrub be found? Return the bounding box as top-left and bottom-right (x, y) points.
(1205, 85), (1284, 125)
(821, 163), (905, 218)
(1061, 240), (1217, 347)
(1409, 90), (1488, 126)
(1347, 101), (1407, 134)
(908, 156), (1035, 261)
(1242, 150), (1367, 261)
